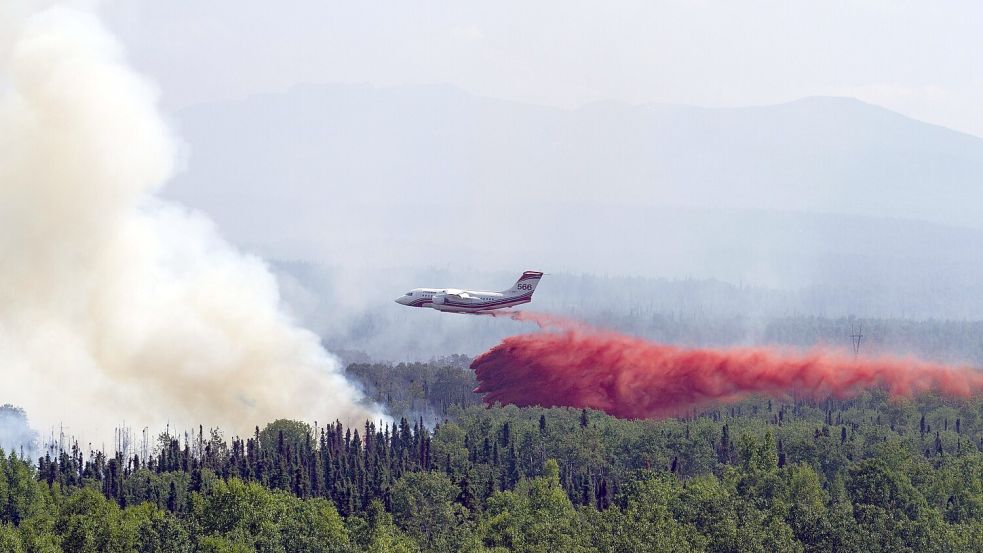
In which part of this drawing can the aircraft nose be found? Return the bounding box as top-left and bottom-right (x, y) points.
(395, 296), (409, 305)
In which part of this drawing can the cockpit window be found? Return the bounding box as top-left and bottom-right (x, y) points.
(405, 292), (413, 296)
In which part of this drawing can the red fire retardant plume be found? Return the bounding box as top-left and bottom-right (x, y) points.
(471, 313), (983, 419)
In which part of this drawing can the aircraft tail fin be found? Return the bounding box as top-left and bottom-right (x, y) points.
(504, 271), (544, 296)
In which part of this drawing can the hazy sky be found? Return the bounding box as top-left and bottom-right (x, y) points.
(100, 1), (983, 136)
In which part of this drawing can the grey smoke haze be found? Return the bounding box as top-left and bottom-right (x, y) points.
(0, 4), (381, 440)
(149, 83), (983, 360)
(0, 405), (38, 460)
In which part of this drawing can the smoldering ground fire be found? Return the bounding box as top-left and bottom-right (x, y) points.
(472, 313), (983, 418)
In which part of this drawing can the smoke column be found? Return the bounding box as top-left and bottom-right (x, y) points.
(0, 4), (381, 438)
(472, 313), (983, 418)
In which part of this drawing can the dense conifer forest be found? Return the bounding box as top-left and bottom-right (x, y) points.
(3, 357), (983, 551)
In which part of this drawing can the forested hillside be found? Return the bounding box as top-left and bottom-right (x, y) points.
(3, 358), (983, 551)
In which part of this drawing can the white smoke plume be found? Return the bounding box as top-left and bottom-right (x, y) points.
(0, 4), (382, 440)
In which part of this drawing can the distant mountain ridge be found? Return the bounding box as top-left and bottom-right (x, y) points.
(167, 84), (983, 226)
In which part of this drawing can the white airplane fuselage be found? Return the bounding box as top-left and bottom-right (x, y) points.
(395, 271), (543, 314)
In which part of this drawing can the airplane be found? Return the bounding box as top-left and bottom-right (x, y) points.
(395, 271), (544, 314)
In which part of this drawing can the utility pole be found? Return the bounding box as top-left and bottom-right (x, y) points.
(850, 322), (864, 359)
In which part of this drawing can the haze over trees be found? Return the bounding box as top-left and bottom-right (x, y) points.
(269, 261), (983, 363)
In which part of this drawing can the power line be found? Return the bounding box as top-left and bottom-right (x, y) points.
(850, 322), (864, 359)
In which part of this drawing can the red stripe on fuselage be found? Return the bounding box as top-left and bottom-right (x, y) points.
(441, 292), (533, 309)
